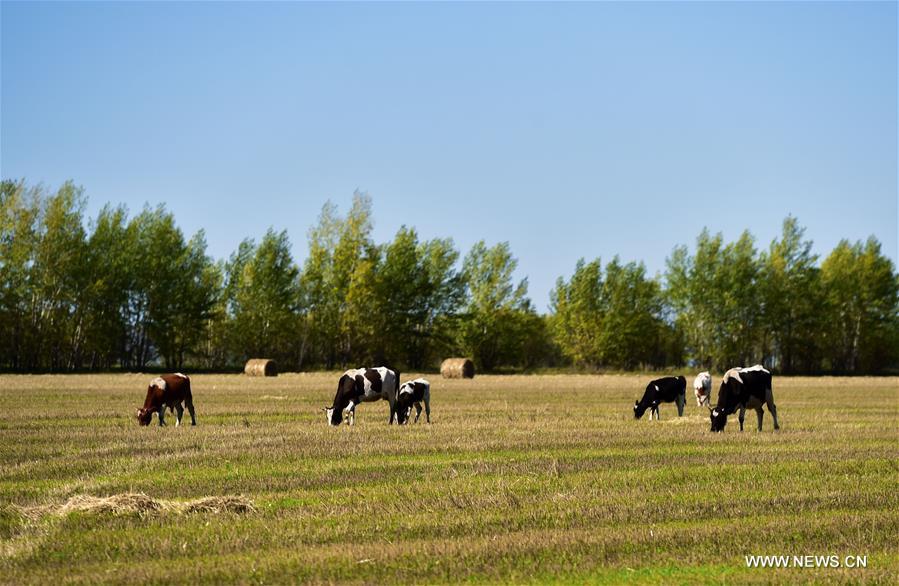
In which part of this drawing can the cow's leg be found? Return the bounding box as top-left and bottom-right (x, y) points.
(175, 404), (184, 426)
(186, 399), (197, 426)
(387, 396), (396, 425)
(424, 396), (431, 424)
(767, 390), (780, 430)
(676, 394), (685, 417)
(413, 402), (423, 423)
(157, 406), (166, 426)
(738, 407), (745, 431)
(756, 407), (764, 431)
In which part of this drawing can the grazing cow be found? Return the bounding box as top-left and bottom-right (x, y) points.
(136, 373), (196, 427)
(709, 365), (780, 432)
(633, 376), (687, 420)
(324, 366), (399, 426)
(395, 378), (431, 424)
(693, 371), (712, 406)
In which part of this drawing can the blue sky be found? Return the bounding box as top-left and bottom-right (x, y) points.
(2, 1), (896, 310)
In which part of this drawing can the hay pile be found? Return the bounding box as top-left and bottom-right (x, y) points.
(244, 358), (277, 377)
(24, 493), (256, 519)
(441, 358), (475, 379)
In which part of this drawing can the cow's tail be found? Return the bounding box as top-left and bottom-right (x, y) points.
(394, 369), (401, 394)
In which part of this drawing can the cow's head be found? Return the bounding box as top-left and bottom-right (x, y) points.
(136, 406), (153, 426)
(395, 395), (413, 425)
(709, 406), (728, 432)
(633, 399), (648, 419)
(322, 406), (341, 426)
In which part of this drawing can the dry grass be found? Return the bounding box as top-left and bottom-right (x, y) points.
(19, 493), (256, 520)
(0, 372), (896, 584)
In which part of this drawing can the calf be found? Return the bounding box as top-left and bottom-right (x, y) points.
(693, 372), (712, 406)
(395, 378), (431, 424)
(324, 366), (399, 426)
(633, 376), (686, 420)
(136, 373), (196, 426)
(709, 365), (780, 432)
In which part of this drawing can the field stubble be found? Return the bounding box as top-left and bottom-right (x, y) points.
(0, 373), (896, 584)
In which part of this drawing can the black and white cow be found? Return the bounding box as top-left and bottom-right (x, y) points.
(709, 365), (780, 432)
(323, 366), (399, 426)
(395, 378), (431, 424)
(633, 376), (687, 420)
(693, 371), (712, 407)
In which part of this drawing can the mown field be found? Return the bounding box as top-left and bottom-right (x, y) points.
(0, 373), (896, 584)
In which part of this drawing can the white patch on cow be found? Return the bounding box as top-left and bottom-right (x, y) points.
(400, 378), (429, 396)
(693, 372), (711, 392)
(722, 368), (743, 384)
(653, 384), (659, 392)
(740, 364), (768, 375)
(346, 401), (356, 426)
(150, 377), (166, 390)
(723, 364), (769, 385)
(174, 372), (188, 379)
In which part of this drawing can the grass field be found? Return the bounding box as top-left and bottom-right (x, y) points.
(1, 373), (897, 584)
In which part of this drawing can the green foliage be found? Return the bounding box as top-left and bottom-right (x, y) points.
(456, 241), (537, 371)
(300, 192), (380, 368)
(377, 227), (464, 369)
(1, 178), (897, 373)
(551, 257), (667, 369)
(222, 230), (301, 368)
(759, 217), (823, 373)
(820, 237), (899, 373)
(666, 229), (763, 370)
(666, 220), (899, 374)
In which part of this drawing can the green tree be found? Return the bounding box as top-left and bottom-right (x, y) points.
(551, 257), (666, 369)
(550, 259), (604, 367)
(120, 206), (217, 369)
(225, 229), (302, 367)
(301, 192), (379, 367)
(759, 217), (823, 373)
(377, 227), (464, 369)
(81, 205), (132, 369)
(821, 237), (899, 373)
(0, 180), (41, 369)
(599, 258), (665, 369)
(458, 241), (531, 371)
(28, 182), (89, 370)
(666, 229), (762, 370)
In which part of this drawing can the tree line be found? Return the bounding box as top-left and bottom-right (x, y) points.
(2, 179), (897, 374)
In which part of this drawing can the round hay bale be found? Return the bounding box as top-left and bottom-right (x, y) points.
(440, 358), (475, 379)
(244, 359), (277, 377)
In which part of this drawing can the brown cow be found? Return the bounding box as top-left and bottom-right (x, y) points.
(136, 373), (196, 426)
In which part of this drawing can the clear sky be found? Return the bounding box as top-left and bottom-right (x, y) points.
(2, 1), (896, 310)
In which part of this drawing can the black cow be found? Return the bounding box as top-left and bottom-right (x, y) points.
(709, 365), (780, 432)
(395, 378), (431, 424)
(633, 376), (686, 420)
(323, 366), (399, 426)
